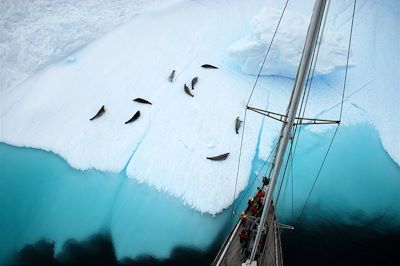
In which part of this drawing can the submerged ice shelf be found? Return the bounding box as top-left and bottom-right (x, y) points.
(0, 143), (232, 265)
(1, 124), (399, 265)
(1, 0), (399, 215)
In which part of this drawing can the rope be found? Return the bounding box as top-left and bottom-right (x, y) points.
(275, 138), (294, 209)
(339, 0), (357, 121)
(291, 0), (331, 161)
(285, 0), (328, 222)
(274, 0), (331, 222)
(296, 0), (357, 222)
(285, 0), (330, 222)
(231, 0), (290, 220)
(296, 125), (339, 221)
(290, 152), (294, 224)
(245, 0), (290, 105)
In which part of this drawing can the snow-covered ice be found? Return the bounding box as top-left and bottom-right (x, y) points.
(1, 0), (268, 214)
(0, 0), (399, 215)
(232, 0), (400, 165)
(0, 0), (180, 91)
(228, 7), (352, 78)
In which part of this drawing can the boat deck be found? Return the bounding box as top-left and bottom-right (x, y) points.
(212, 202), (283, 266)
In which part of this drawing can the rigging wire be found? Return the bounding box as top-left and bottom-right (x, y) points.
(231, 0), (290, 220)
(291, 0), (331, 162)
(233, 139), (280, 212)
(290, 150), (294, 224)
(274, 0), (332, 222)
(339, 0), (356, 121)
(282, 0), (331, 223)
(296, 0), (357, 223)
(275, 138), (294, 209)
(296, 126), (339, 221)
(277, 152), (292, 219)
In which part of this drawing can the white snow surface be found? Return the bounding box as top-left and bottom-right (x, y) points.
(228, 7), (352, 78)
(0, 0), (179, 91)
(0, 0), (399, 214)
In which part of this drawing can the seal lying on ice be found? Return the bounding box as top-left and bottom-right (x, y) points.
(201, 64), (218, 69)
(133, 98), (152, 105)
(168, 70), (176, 82)
(184, 84), (194, 97)
(125, 111), (141, 124)
(207, 152), (230, 161)
(235, 116), (243, 134)
(191, 77), (198, 89)
(89, 105), (105, 121)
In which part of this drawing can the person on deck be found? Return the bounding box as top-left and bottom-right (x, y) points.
(247, 197), (254, 208)
(239, 229), (249, 243)
(251, 203), (259, 215)
(240, 211), (248, 226)
(256, 188), (265, 199)
(262, 176), (270, 186)
(256, 188), (265, 205)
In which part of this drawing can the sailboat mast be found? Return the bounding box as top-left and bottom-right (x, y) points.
(248, 0), (327, 263)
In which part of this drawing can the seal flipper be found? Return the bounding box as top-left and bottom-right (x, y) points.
(184, 84), (194, 97)
(207, 152), (230, 161)
(125, 111), (141, 124)
(90, 105), (105, 121)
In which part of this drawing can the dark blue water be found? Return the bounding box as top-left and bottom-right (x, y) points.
(1, 123), (399, 265)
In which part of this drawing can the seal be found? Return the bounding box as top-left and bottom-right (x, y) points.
(184, 84), (194, 97)
(235, 116), (243, 134)
(201, 64), (218, 69)
(168, 70), (176, 82)
(207, 152), (230, 161)
(191, 77), (198, 89)
(125, 110), (141, 124)
(89, 105), (105, 121)
(133, 98), (152, 105)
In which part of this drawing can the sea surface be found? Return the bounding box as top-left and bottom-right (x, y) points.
(1, 123), (399, 266)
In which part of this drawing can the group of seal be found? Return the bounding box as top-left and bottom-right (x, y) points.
(205, 117), (242, 162)
(183, 76), (199, 97)
(206, 117), (241, 161)
(90, 65), (237, 163)
(89, 96), (152, 124)
(168, 65), (239, 162)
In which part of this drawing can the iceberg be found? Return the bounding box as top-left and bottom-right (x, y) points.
(0, 0), (269, 215)
(229, 0), (400, 165)
(0, 0), (399, 217)
(228, 7), (352, 78)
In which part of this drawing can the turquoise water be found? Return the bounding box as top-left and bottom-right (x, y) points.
(275, 123), (400, 228)
(1, 123), (399, 265)
(0, 144), (231, 265)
